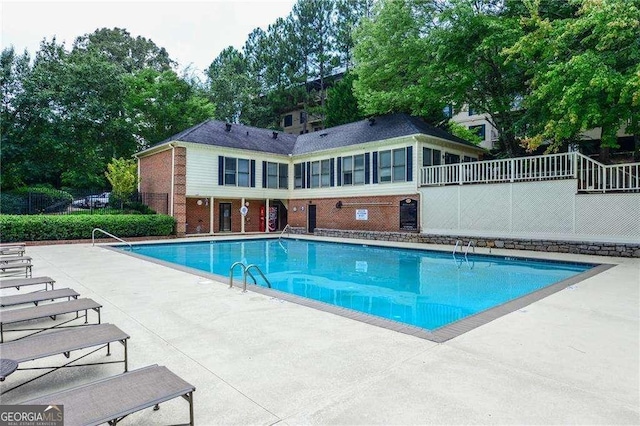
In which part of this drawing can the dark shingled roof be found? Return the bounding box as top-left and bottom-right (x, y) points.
(156, 119), (297, 155)
(153, 114), (480, 156)
(293, 113), (479, 155)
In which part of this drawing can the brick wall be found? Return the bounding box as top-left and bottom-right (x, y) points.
(185, 198), (211, 234)
(139, 146), (187, 236)
(288, 195), (420, 232)
(139, 149), (172, 194)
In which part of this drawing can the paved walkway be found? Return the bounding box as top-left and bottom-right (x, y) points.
(1, 239), (638, 425)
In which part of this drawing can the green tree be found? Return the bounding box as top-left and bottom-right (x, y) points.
(353, 0), (438, 116)
(124, 68), (215, 147)
(1, 47), (32, 189)
(324, 71), (364, 127)
(353, 0), (528, 155)
(105, 157), (138, 209)
(508, 0), (640, 159)
(206, 47), (256, 123)
(447, 122), (482, 145)
(72, 27), (174, 73)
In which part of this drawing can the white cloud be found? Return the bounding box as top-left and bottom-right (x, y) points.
(1, 0), (295, 76)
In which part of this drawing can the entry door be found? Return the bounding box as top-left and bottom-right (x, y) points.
(307, 204), (317, 233)
(219, 203), (232, 232)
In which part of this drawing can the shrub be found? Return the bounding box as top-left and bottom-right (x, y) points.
(0, 214), (175, 243)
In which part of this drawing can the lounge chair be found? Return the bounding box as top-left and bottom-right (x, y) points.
(0, 288), (79, 308)
(0, 323), (129, 395)
(0, 255), (32, 264)
(20, 364), (195, 426)
(0, 244), (26, 256)
(0, 298), (102, 343)
(0, 276), (55, 291)
(0, 262), (32, 278)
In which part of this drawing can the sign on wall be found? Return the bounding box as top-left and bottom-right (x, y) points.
(400, 198), (418, 231)
(355, 209), (368, 220)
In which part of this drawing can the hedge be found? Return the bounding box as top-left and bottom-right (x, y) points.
(0, 214), (176, 243)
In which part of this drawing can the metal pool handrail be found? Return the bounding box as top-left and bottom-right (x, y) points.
(92, 228), (132, 250)
(229, 262), (271, 292)
(244, 264), (271, 291)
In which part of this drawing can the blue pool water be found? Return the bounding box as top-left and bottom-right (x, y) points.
(122, 239), (594, 331)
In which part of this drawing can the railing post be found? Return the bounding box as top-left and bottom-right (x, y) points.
(572, 153), (578, 179)
(459, 163), (463, 185)
(510, 159), (515, 182)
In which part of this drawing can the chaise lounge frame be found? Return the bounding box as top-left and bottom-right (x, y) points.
(0, 323), (129, 395)
(20, 364), (195, 426)
(0, 276), (55, 291)
(0, 298), (102, 343)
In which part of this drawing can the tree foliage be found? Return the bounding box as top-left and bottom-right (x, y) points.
(324, 71), (364, 127)
(1, 28), (214, 190)
(206, 47), (255, 123)
(508, 0), (640, 155)
(105, 157), (138, 208)
(352, 0), (638, 156)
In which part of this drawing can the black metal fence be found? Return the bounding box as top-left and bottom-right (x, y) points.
(0, 189), (169, 215)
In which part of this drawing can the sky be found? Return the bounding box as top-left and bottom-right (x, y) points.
(1, 0), (296, 77)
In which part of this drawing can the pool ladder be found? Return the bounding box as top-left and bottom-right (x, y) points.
(229, 262), (272, 292)
(453, 240), (475, 269)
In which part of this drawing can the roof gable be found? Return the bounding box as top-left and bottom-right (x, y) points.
(158, 120), (297, 155)
(147, 114), (481, 157)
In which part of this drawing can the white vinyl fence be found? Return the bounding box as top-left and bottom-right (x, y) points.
(420, 179), (640, 244)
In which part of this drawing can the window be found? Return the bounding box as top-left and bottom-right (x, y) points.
(378, 148), (406, 183)
(283, 114), (293, 127)
(224, 157), (251, 187)
(443, 105), (453, 118)
(279, 163), (288, 188)
(379, 151), (391, 182)
(294, 163), (304, 189)
(422, 148), (441, 166)
(463, 156), (477, 162)
(310, 161), (320, 188)
(393, 149), (406, 181)
(238, 159), (250, 187)
(310, 159), (331, 188)
(469, 124), (486, 139)
(341, 154), (366, 186)
(265, 162), (288, 189)
(224, 157), (236, 186)
(300, 111), (307, 123)
(468, 106), (477, 116)
(444, 153), (460, 164)
(267, 162), (278, 188)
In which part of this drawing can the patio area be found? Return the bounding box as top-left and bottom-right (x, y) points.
(1, 238), (638, 425)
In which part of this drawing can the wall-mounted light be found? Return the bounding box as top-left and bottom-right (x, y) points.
(293, 207), (297, 212)
(245, 201), (250, 207)
(204, 199), (209, 206)
(197, 199), (203, 206)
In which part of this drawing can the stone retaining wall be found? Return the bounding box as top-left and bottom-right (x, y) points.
(310, 228), (640, 258)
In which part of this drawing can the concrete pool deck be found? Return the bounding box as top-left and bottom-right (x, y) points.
(1, 237), (638, 425)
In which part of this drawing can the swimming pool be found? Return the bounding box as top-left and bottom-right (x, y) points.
(116, 238), (599, 339)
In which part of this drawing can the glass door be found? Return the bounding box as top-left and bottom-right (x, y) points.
(219, 203), (231, 232)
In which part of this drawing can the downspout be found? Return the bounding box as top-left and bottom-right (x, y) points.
(170, 143), (175, 217)
(135, 155), (141, 192)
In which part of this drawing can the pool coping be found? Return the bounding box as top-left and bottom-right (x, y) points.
(103, 239), (615, 343)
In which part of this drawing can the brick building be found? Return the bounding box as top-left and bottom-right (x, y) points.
(135, 113), (484, 236)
